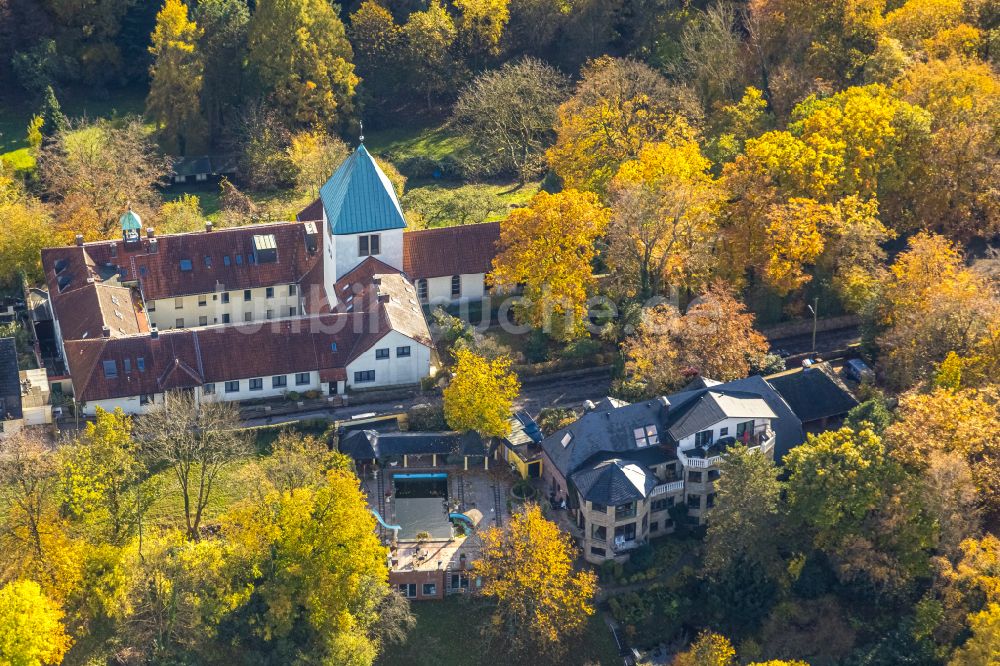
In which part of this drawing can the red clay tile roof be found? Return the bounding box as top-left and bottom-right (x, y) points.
(297, 197), (324, 223)
(402, 222), (500, 280)
(42, 221), (322, 305)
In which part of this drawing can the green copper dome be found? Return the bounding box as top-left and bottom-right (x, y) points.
(120, 208), (142, 232)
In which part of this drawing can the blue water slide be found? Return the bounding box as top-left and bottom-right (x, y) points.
(370, 509), (402, 532)
(449, 513), (475, 527)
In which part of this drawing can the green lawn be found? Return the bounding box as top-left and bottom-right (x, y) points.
(366, 122), (471, 162)
(143, 460), (259, 529)
(0, 85), (148, 167)
(376, 595), (621, 666)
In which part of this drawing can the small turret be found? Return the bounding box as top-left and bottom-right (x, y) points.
(120, 206), (142, 245)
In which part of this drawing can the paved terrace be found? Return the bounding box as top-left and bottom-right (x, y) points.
(360, 468), (513, 573)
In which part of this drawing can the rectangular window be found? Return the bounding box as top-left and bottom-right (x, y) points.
(614, 523), (636, 541)
(235, 254), (243, 265)
(288, 306), (297, 317)
(175, 318), (184, 328)
(179, 259), (193, 271)
(272, 375), (287, 388)
(695, 429), (714, 448)
(136, 357), (145, 372)
(289, 284), (297, 296)
(266, 287), (274, 299)
(375, 348), (390, 360)
(222, 314), (230, 324)
(396, 346), (411, 357)
(103, 360), (117, 378)
(450, 574), (469, 590)
(221, 292), (230, 304)
(591, 502), (607, 513)
(204, 255), (212, 268)
(266, 309), (274, 320)
(359, 235), (369, 256)
(591, 524), (606, 541)
(123, 358), (131, 373)
(225, 380), (240, 393)
(249, 378), (263, 391)
(651, 498), (673, 513)
(358, 234), (381, 256)
(451, 275), (461, 298)
(422, 583), (436, 596)
(295, 372), (310, 386)
(687, 494), (701, 509)
(590, 546), (607, 557)
(719, 427), (728, 436)
(199, 315), (208, 326)
(398, 583), (416, 598)
(615, 502), (636, 520)
(198, 295), (207, 306)
(688, 470), (703, 483)
(223, 256), (231, 266)
(634, 424), (659, 447)
(736, 420), (755, 439)
(244, 312), (252, 322)
(650, 521), (659, 532)
(175, 297), (184, 309)
(370, 234), (380, 255)
(203, 383), (215, 395)
(417, 279), (428, 301)
(354, 370), (375, 383)
(243, 289), (251, 302)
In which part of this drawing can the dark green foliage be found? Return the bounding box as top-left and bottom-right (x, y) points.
(39, 85), (67, 139)
(845, 393), (894, 434)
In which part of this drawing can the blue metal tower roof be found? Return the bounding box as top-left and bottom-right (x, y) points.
(120, 208), (142, 232)
(319, 144), (407, 236)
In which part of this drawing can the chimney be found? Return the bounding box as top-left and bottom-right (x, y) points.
(101, 325), (111, 337)
(149, 238), (159, 254)
(378, 294), (390, 304)
(146, 227), (155, 238)
(205, 221), (213, 233)
(150, 326), (159, 339)
(582, 400), (595, 413)
(658, 396), (670, 410)
(75, 234), (84, 246)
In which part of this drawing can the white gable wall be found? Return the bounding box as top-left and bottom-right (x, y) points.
(417, 273), (486, 306)
(346, 330), (430, 389)
(675, 416), (774, 451)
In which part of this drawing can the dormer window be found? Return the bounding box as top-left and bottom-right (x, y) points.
(634, 425), (658, 447)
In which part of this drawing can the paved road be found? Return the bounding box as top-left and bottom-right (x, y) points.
(769, 325), (862, 356)
(242, 366), (615, 428)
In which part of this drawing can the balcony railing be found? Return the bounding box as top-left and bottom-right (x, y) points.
(650, 480), (685, 496)
(613, 537), (641, 552)
(680, 429), (776, 469)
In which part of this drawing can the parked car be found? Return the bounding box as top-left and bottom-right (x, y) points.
(845, 358), (875, 383)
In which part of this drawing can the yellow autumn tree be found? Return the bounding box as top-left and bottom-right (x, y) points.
(443, 349), (520, 438)
(476, 504), (597, 660)
(894, 58), (1000, 239)
(286, 130), (349, 198)
(871, 233), (998, 388)
(146, 0), (205, 155)
(884, 0), (966, 50)
(762, 197), (835, 295)
(454, 0), (510, 59)
(673, 630), (736, 666)
(949, 603), (1000, 666)
(547, 56), (700, 196)
(248, 0), (357, 130)
(608, 136), (722, 297)
(886, 387), (1000, 512)
(490, 189), (609, 339)
(0, 580), (72, 665)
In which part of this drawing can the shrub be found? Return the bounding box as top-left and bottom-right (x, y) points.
(407, 403), (448, 431)
(537, 408), (577, 436)
(285, 391), (300, 401)
(559, 337), (601, 361)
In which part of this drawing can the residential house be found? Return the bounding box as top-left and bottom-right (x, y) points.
(766, 362), (859, 430)
(540, 377), (804, 564)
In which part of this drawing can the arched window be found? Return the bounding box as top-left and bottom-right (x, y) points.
(451, 275), (461, 298)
